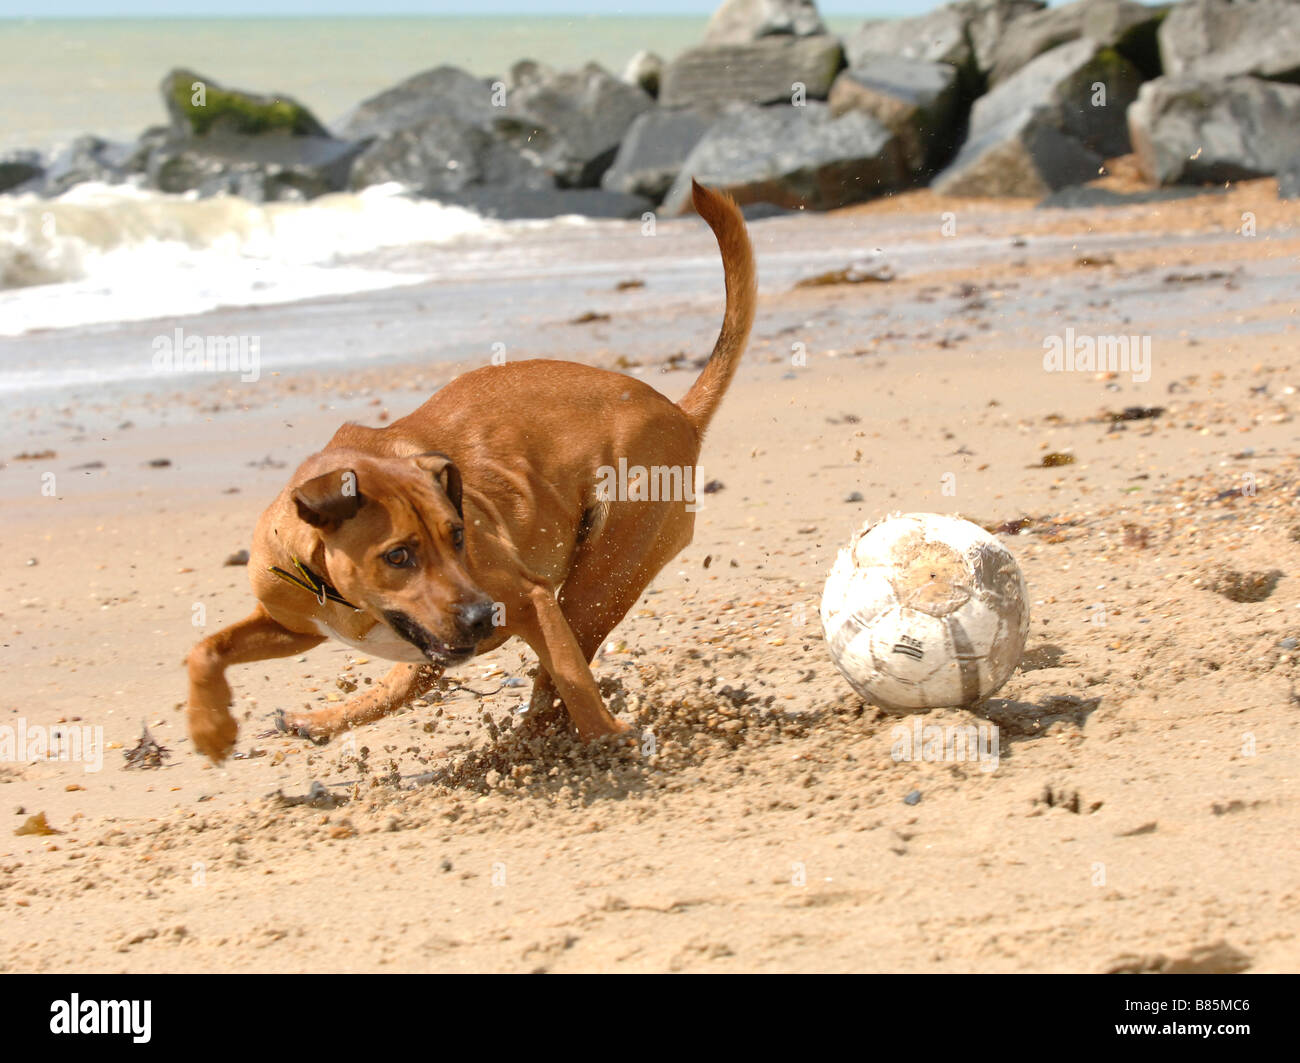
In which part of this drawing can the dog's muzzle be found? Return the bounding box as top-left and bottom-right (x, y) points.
(383, 610), (476, 663)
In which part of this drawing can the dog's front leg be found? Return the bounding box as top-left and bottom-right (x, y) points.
(517, 583), (631, 741)
(277, 662), (443, 742)
(186, 605), (324, 763)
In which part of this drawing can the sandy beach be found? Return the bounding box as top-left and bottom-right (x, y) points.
(2, 175), (1298, 973)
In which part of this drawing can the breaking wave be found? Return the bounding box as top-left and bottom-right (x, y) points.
(0, 182), (504, 335)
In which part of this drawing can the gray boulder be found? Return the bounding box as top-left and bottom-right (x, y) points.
(933, 111), (1103, 196)
(335, 66), (498, 140)
(963, 0), (1050, 74)
(1128, 75), (1300, 184)
(1159, 0), (1300, 83)
(508, 59), (555, 91)
(159, 68), (330, 139)
(348, 113), (549, 195)
(600, 108), (715, 201)
(828, 54), (961, 173)
(149, 68), (359, 200)
(934, 38), (1142, 195)
(498, 62), (653, 187)
(661, 103), (903, 213)
(622, 50), (664, 97)
(147, 133), (367, 202)
(844, 8), (973, 75)
(658, 35), (844, 108)
(847, 1), (1047, 82)
(973, 38), (1142, 157)
(986, 0), (1167, 86)
(1280, 158), (1300, 199)
(703, 0), (827, 44)
(41, 135), (148, 195)
(0, 150), (43, 194)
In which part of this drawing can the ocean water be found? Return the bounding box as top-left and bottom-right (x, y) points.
(0, 15), (859, 350)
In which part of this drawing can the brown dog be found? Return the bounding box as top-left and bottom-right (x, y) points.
(185, 180), (756, 762)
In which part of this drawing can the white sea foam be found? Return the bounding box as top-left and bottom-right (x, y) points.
(0, 182), (506, 336)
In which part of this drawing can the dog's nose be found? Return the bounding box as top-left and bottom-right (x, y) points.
(454, 598), (496, 643)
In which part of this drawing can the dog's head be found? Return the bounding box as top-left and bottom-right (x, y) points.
(290, 451), (496, 663)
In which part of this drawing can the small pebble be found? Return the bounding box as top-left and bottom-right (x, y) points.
(904, 790), (922, 806)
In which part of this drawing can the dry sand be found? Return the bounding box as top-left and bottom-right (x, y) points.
(2, 171), (1298, 973)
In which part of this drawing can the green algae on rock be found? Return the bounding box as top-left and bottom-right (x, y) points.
(161, 68), (330, 138)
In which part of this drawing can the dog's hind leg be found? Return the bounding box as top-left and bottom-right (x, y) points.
(275, 662), (443, 742)
(522, 502), (694, 737)
(187, 605), (325, 763)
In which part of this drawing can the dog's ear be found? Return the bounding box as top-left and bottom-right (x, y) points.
(293, 468), (364, 528)
(413, 452), (463, 518)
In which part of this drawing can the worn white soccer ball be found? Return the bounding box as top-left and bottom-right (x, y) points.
(820, 513), (1029, 712)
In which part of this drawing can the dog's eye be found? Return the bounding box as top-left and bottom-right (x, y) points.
(451, 527), (464, 549)
(383, 547), (413, 568)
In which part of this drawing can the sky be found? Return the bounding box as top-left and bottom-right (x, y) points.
(0, 0), (969, 17)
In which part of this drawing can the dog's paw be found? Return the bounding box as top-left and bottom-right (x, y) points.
(273, 708), (333, 745)
(577, 716), (635, 743)
(187, 706), (239, 764)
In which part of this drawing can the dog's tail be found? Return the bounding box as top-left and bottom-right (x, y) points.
(677, 180), (756, 437)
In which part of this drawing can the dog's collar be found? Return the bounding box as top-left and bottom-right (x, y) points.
(269, 556), (357, 610)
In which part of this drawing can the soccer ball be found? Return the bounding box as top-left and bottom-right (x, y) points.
(820, 513), (1029, 712)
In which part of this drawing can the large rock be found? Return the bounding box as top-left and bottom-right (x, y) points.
(934, 38), (1142, 195)
(0, 150), (44, 194)
(828, 54), (961, 173)
(658, 35), (844, 109)
(844, 7), (973, 75)
(1128, 75), (1300, 184)
(933, 113), (1103, 197)
(622, 50), (664, 97)
(348, 114), (549, 196)
(963, 0), (1050, 74)
(703, 0), (827, 44)
(600, 108), (715, 201)
(149, 70), (373, 201)
(1160, 0), (1300, 83)
(1280, 157), (1300, 199)
(335, 66), (497, 140)
(41, 135), (150, 195)
(497, 62), (653, 187)
(847, 1), (1047, 81)
(507, 59), (554, 92)
(147, 133), (367, 202)
(160, 68), (330, 139)
(986, 0), (1167, 86)
(973, 38), (1142, 157)
(661, 103), (903, 213)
